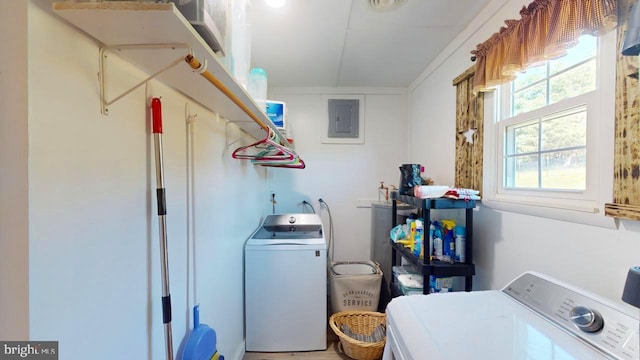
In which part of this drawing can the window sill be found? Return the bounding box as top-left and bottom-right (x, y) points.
(480, 198), (619, 229)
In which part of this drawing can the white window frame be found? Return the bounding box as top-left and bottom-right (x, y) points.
(497, 95), (595, 206)
(481, 30), (617, 229)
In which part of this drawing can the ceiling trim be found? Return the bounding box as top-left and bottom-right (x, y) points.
(270, 86), (408, 95)
(336, 0), (355, 86)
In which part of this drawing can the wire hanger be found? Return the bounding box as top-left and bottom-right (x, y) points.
(231, 128), (296, 161)
(255, 157), (306, 169)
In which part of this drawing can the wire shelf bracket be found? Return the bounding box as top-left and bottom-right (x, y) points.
(99, 43), (191, 115)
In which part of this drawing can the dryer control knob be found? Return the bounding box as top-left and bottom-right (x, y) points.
(570, 306), (604, 333)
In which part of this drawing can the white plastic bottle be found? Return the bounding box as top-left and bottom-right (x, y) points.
(455, 226), (466, 263)
(433, 228), (443, 260)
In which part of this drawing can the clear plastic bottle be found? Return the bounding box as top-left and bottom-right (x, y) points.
(231, 0), (252, 88)
(247, 67), (268, 111)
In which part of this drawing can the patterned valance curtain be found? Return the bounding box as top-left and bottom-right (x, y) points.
(471, 0), (618, 93)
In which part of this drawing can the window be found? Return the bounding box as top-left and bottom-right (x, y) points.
(511, 36), (597, 117)
(504, 106), (587, 191)
(483, 32), (617, 227)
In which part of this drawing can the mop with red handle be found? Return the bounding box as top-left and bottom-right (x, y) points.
(151, 97), (174, 360)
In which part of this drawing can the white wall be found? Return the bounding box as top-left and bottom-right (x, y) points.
(268, 87), (409, 261)
(409, 0), (640, 308)
(14, 0), (639, 357)
(3, 3), (410, 358)
(12, 1), (276, 359)
(0, 0), (30, 340)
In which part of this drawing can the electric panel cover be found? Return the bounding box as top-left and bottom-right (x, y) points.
(328, 99), (359, 138)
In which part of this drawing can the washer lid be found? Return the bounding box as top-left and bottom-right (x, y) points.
(261, 213), (323, 227)
(252, 213), (324, 239)
(387, 292), (611, 359)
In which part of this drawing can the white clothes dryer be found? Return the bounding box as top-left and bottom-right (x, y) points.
(384, 272), (639, 360)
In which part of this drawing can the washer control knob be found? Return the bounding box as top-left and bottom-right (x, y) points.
(569, 306), (604, 333)
(289, 216), (296, 224)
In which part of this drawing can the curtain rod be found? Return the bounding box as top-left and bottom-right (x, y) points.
(184, 54), (270, 132)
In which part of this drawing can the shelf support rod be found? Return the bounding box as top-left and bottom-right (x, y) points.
(184, 55), (303, 166)
(99, 43), (191, 114)
(183, 54), (270, 132)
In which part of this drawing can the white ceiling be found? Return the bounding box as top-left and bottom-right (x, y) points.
(250, 0), (492, 87)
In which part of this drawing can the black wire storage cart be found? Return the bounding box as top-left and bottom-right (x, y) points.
(390, 191), (476, 296)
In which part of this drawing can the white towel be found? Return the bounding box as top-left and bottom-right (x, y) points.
(413, 185), (450, 199)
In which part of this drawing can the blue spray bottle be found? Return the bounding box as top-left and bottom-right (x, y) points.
(441, 220), (456, 262)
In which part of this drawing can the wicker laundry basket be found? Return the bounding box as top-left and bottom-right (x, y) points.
(329, 311), (386, 360)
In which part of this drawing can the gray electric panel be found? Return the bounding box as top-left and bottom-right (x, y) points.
(328, 99), (359, 138)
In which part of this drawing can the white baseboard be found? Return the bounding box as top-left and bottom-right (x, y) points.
(229, 340), (246, 360)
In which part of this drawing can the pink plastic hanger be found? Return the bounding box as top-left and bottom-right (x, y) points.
(231, 129), (295, 161)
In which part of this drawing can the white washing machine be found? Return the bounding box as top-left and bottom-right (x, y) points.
(245, 214), (327, 352)
(383, 272), (639, 360)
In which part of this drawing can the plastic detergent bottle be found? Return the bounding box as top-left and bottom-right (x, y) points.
(428, 222), (435, 260)
(433, 223), (443, 260)
(455, 226), (466, 263)
(409, 221), (416, 253)
(413, 219), (423, 257)
(443, 230), (455, 262)
(441, 220), (456, 261)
